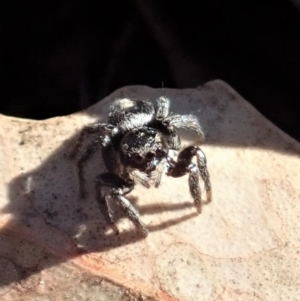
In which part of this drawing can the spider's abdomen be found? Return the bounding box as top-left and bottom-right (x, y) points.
(108, 99), (155, 132)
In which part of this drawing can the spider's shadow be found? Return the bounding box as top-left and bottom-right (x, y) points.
(3, 123), (198, 260)
(0, 128), (202, 288)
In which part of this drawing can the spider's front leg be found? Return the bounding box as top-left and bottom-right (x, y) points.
(69, 123), (118, 198)
(69, 123), (117, 159)
(95, 173), (149, 237)
(166, 146), (212, 213)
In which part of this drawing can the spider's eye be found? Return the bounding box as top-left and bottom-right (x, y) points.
(133, 154), (143, 162)
(145, 152), (155, 160)
(156, 147), (166, 158)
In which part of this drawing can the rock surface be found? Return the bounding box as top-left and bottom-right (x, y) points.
(0, 80), (299, 301)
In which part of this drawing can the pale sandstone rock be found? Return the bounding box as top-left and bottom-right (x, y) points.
(0, 80), (299, 301)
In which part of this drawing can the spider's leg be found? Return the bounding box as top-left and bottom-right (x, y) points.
(166, 146), (211, 213)
(178, 146), (212, 205)
(156, 96), (170, 119)
(164, 114), (205, 140)
(69, 123), (117, 159)
(157, 121), (181, 150)
(115, 191), (149, 237)
(71, 124), (118, 198)
(195, 147), (212, 203)
(165, 127), (181, 150)
(96, 173), (148, 237)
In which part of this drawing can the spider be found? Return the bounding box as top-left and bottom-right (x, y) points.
(69, 97), (212, 236)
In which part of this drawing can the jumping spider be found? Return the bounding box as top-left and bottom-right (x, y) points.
(70, 97), (212, 236)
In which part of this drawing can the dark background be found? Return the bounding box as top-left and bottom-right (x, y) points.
(1, 0), (300, 141)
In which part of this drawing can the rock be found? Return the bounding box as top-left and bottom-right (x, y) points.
(0, 80), (299, 301)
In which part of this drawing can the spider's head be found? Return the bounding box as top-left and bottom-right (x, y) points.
(121, 127), (167, 170)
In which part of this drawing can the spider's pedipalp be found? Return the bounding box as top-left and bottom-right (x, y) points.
(152, 157), (167, 188)
(131, 169), (151, 188)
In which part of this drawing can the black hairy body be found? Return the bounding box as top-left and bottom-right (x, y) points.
(70, 97), (212, 236)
